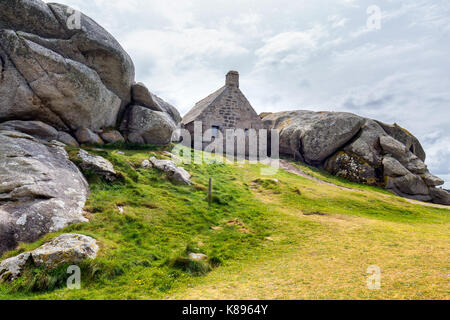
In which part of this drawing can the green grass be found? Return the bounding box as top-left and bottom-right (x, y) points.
(0, 145), (448, 300)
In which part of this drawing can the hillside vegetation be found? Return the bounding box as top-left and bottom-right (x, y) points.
(0, 144), (448, 300)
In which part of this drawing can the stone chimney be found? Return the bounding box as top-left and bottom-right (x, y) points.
(226, 70), (239, 88)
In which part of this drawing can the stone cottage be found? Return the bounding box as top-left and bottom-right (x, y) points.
(182, 71), (264, 154)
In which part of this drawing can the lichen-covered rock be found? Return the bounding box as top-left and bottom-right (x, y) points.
(75, 128), (104, 145)
(262, 110), (364, 165)
(0, 0), (68, 38)
(0, 252), (32, 281)
(77, 149), (118, 181)
(0, 29), (121, 131)
(31, 233), (98, 268)
(324, 151), (380, 185)
(125, 105), (177, 145)
(0, 0), (182, 148)
(0, 0), (135, 130)
(47, 2), (135, 108)
(0, 234), (98, 281)
(0, 131), (89, 255)
(149, 157), (192, 185)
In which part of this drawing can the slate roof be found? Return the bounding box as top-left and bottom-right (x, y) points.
(182, 86), (227, 125)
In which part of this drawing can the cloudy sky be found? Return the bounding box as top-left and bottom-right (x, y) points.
(47, 0), (449, 187)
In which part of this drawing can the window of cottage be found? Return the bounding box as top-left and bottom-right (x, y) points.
(212, 126), (220, 138)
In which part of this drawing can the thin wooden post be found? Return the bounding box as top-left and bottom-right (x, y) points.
(208, 178), (212, 205)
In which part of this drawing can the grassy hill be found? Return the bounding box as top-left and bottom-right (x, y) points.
(0, 144), (449, 300)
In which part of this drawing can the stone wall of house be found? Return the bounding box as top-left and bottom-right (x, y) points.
(199, 86), (263, 133)
(183, 71), (264, 156)
(184, 91), (264, 155)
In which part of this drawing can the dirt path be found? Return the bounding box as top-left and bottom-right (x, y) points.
(278, 160), (450, 210)
(278, 159), (356, 191)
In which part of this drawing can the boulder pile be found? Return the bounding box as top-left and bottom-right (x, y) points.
(262, 111), (449, 205)
(0, 0), (181, 147)
(0, 0), (182, 255)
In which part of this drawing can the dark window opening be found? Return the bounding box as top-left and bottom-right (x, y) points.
(212, 126), (219, 138)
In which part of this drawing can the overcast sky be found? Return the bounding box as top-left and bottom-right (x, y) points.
(47, 0), (449, 187)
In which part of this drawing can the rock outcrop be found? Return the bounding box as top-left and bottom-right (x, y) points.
(0, 131), (89, 255)
(0, 0), (183, 257)
(262, 111), (449, 205)
(0, 233), (98, 281)
(0, 0), (135, 128)
(0, 0), (180, 147)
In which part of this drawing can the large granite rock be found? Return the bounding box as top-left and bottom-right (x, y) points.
(261, 111), (448, 205)
(324, 151), (380, 185)
(0, 233), (98, 281)
(0, 29), (121, 131)
(0, 0), (134, 131)
(125, 105), (177, 145)
(0, 130), (89, 255)
(0, 0), (181, 148)
(262, 111), (364, 165)
(0, 0), (183, 257)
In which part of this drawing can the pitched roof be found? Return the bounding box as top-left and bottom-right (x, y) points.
(182, 85), (227, 125)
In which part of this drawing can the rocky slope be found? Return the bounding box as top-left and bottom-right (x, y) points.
(262, 111), (449, 205)
(1, 0), (447, 261)
(0, 0), (181, 255)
